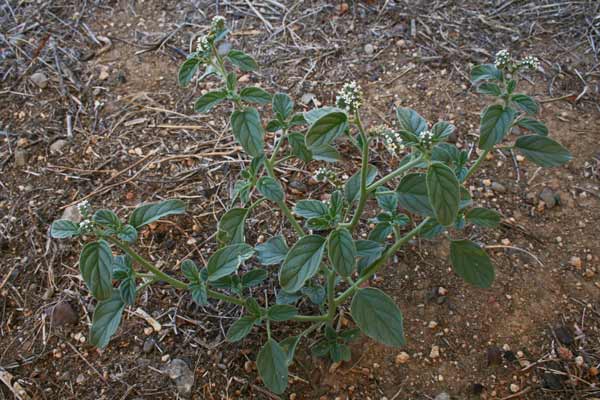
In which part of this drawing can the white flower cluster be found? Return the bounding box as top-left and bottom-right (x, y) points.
(382, 131), (406, 155)
(419, 130), (434, 149)
(335, 81), (363, 114)
(519, 55), (540, 70)
(494, 49), (513, 69)
(79, 219), (93, 234)
(313, 167), (336, 183)
(212, 15), (226, 30)
(76, 200), (91, 218)
(196, 35), (211, 53)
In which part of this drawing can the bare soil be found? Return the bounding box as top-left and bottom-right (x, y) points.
(1, 1), (600, 399)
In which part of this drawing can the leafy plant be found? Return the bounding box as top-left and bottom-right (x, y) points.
(51, 20), (571, 395)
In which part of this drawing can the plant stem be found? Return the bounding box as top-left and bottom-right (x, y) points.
(334, 218), (430, 306)
(462, 148), (489, 182)
(263, 159), (305, 237)
(326, 270), (337, 325)
(366, 155), (423, 193)
(348, 112), (370, 230)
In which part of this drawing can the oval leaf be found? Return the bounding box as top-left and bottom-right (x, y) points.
(256, 176), (284, 203)
(257, 339), (288, 394)
(465, 207), (501, 228)
(231, 107), (265, 158)
(227, 50), (258, 71)
(80, 240), (114, 300)
(129, 199), (186, 229)
(450, 239), (494, 288)
(479, 105), (517, 150)
(256, 235), (288, 265)
(344, 164), (378, 203)
(426, 162), (460, 226)
(240, 86), (271, 104)
(305, 111), (348, 148)
(217, 208), (249, 245)
(90, 290), (125, 348)
(272, 92), (293, 119)
(470, 64), (502, 83)
(226, 315), (257, 342)
(194, 90), (228, 112)
(51, 219), (80, 239)
(511, 93), (539, 115)
(396, 107), (427, 134)
(516, 117), (548, 136)
(293, 200), (328, 219)
(351, 287), (405, 347)
(396, 173), (433, 216)
(207, 243), (254, 281)
(279, 235), (326, 293)
(328, 228), (356, 277)
(267, 304), (298, 321)
(178, 58), (200, 87)
(514, 135), (572, 167)
(93, 210), (120, 227)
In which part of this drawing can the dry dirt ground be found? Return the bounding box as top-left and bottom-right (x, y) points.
(1, 1), (600, 399)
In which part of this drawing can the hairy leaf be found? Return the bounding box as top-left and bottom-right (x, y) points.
(256, 235), (288, 265)
(231, 107), (265, 158)
(351, 287), (405, 347)
(129, 199), (186, 229)
(305, 111), (348, 148)
(450, 239), (494, 288)
(396, 107), (427, 134)
(514, 135), (572, 167)
(328, 228), (356, 277)
(80, 240), (114, 300)
(50, 219), (80, 239)
(479, 105), (517, 150)
(396, 173), (434, 216)
(90, 290), (125, 348)
(279, 235), (326, 293)
(257, 339), (288, 394)
(207, 244), (254, 281)
(256, 176), (284, 203)
(465, 207), (501, 228)
(227, 50), (258, 71)
(240, 87), (271, 104)
(194, 89), (228, 112)
(426, 162), (460, 226)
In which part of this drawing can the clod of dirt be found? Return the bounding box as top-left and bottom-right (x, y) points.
(50, 139), (68, 155)
(164, 359), (194, 397)
(14, 149), (27, 167)
(142, 337), (155, 354)
(429, 345), (440, 359)
(554, 326), (574, 345)
(491, 182), (506, 193)
(486, 346), (503, 366)
(364, 43), (375, 56)
(434, 392), (450, 400)
(539, 187), (558, 208)
(49, 301), (78, 327)
(29, 72), (48, 88)
(61, 205), (81, 223)
(395, 352), (410, 365)
(569, 256), (582, 269)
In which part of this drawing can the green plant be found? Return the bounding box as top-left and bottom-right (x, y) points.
(50, 18), (571, 394)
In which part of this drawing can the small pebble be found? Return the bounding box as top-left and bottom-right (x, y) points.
(395, 352), (410, 365)
(510, 383), (519, 393)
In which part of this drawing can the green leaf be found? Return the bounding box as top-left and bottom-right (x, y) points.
(80, 240), (114, 301)
(272, 93), (293, 120)
(178, 57), (200, 87)
(257, 339), (288, 395)
(396, 173), (434, 216)
(479, 105), (517, 150)
(368, 222), (393, 243)
(226, 315), (257, 342)
(507, 79), (516, 94)
(217, 208), (249, 245)
(226, 72), (237, 91)
(50, 219), (80, 239)
(118, 275), (136, 305)
(305, 217), (331, 231)
(344, 164), (378, 203)
(241, 269), (268, 288)
(190, 281), (208, 305)
(514, 135), (572, 167)
(328, 228), (356, 277)
(245, 298), (262, 317)
(396, 107), (427, 134)
(301, 285), (326, 305)
(471, 63), (502, 83)
(293, 200), (328, 219)
(266, 119), (285, 132)
(256, 235), (288, 265)
(181, 259), (200, 283)
(465, 207), (501, 228)
(330, 343), (351, 363)
(194, 89), (228, 113)
(303, 107), (341, 125)
(256, 176), (284, 203)
(351, 287), (405, 347)
(516, 117), (548, 136)
(355, 240), (384, 272)
(279, 235), (326, 293)
(280, 336), (300, 366)
(112, 255), (132, 280)
(240, 87), (271, 104)
(129, 199), (186, 229)
(207, 244), (254, 281)
(305, 111), (348, 148)
(450, 240), (494, 288)
(267, 304), (298, 321)
(227, 50), (258, 71)
(312, 144), (341, 162)
(431, 121), (456, 140)
(476, 82), (502, 96)
(426, 162), (460, 226)
(90, 290), (125, 348)
(459, 186), (473, 209)
(117, 225), (137, 242)
(375, 187), (398, 213)
(511, 94), (539, 115)
(276, 290), (300, 305)
(287, 132), (312, 162)
(93, 210), (120, 227)
(231, 107), (265, 158)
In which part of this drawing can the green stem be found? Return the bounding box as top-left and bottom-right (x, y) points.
(263, 159), (305, 237)
(462, 149), (489, 182)
(366, 155), (423, 193)
(334, 218), (430, 306)
(326, 270), (337, 325)
(348, 112), (370, 230)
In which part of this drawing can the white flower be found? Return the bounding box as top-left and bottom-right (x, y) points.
(335, 81), (363, 114)
(76, 200), (91, 217)
(378, 128), (406, 156)
(79, 219), (93, 234)
(419, 130), (434, 149)
(494, 49), (512, 69)
(313, 167), (335, 183)
(196, 35), (211, 53)
(211, 15), (226, 30)
(519, 56), (540, 70)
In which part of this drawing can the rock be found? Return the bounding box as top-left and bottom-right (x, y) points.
(554, 325), (574, 345)
(396, 39), (406, 48)
(395, 352), (410, 365)
(165, 359), (194, 397)
(76, 373), (86, 384)
(50, 139), (68, 154)
(49, 301), (78, 327)
(510, 383), (519, 393)
(434, 393), (450, 400)
(569, 256), (582, 269)
(539, 187), (557, 208)
(143, 337), (155, 354)
(491, 182), (506, 193)
(300, 93), (316, 105)
(30, 72), (48, 88)
(364, 43), (375, 56)
(288, 179), (308, 193)
(14, 149), (27, 167)
(61, 205), (81, 223)
(486, 346), (503, 366)
(429, 345), (440, 359)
